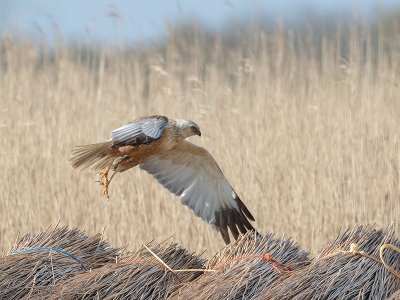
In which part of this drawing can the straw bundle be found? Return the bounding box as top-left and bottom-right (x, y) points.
(39, 241), (206, 299)
(0, 226), (121, 299)
(169, 232), (310, 300)
(258, 225), (400, 299)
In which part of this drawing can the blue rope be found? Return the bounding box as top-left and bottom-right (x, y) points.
(11, 247), (88, 271)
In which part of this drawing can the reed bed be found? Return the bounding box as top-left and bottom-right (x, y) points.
(1, 19), (400, 257)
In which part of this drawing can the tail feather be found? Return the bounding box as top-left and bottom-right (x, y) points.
(70, 141), (114, 172)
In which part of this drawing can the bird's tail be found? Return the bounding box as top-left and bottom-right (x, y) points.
(70, 141), (114, 172)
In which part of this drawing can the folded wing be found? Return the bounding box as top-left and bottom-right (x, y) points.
(139, 140), (255, 244)
(111, 115), (169, 147)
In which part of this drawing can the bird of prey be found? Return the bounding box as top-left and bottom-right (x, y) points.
(70, 115), (255, 244)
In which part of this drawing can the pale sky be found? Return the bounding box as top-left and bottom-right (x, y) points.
(1, 0), (399, 43)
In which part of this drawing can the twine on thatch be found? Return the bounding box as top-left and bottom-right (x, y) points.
(0, 226), (121, 300)
(321, 242), (400, 280)
(135, 244), (293, 276)
(169, 232), (310, 300)
(257, 225), (400, 300)
(12, 246), (88, 271)
(213, 252), (293, 274)
(37, 241), (206, 300)
(380, 244), (400, 280)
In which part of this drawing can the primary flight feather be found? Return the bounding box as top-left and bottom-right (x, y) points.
(70, 115), (255, 244)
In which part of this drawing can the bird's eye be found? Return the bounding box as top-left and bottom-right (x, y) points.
(190, 126), (196, 130)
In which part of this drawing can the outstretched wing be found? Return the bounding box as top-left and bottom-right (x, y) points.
(139, 140), (255, 244)
(111, 115), (169, 147)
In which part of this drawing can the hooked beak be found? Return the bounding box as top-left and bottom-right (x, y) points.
(197, 130), (201, 137)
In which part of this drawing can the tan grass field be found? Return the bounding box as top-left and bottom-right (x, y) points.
(1, 23), (399, 257)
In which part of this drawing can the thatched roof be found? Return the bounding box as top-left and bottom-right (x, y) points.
(37, 241), (206, 299)
(0, 226), (121, 299)
(3, 225), (400, 299)
(169, 232), (310, 300)
(257, 225), (400, 299)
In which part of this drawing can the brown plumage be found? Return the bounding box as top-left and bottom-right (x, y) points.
(70, 115), (255, 244)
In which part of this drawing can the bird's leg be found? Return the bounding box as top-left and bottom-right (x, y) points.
(98, 156), (135, 198)
(99, 171), (119, 198)
(98, 165), (113, 198)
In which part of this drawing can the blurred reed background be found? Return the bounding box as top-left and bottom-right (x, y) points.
(1, 9), (400, 256)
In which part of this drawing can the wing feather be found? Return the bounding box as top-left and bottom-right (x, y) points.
(110, 116), (168, 147)
(139, 140), (255, 244)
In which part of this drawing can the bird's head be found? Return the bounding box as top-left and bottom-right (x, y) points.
(176, 119), (201, 139)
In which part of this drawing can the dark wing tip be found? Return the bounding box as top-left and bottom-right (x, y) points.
(215, 197), (256, 244)
(215, 211), (230, 244)
(235, 195), (255, 221)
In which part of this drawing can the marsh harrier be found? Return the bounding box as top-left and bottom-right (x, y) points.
(70, 115), (255, 243)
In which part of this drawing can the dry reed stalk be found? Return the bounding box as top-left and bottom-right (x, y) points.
(257, 225), (400, 300)
(37, 241), (205, 299)
(0, 226), (121, 299)
(169, 231), (310, 300)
